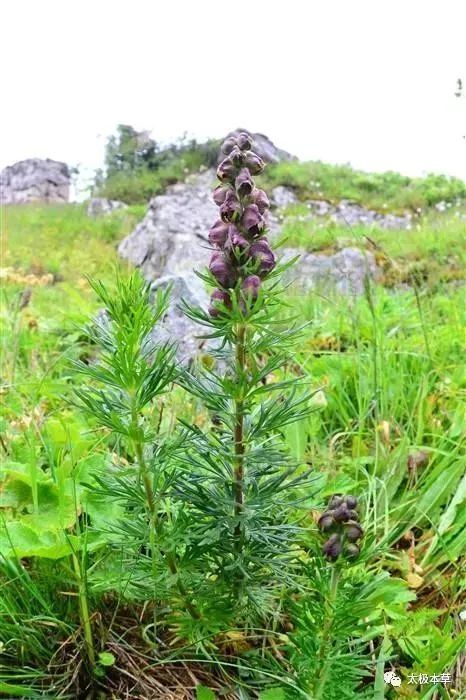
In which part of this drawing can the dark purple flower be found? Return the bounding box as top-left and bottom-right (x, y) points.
(227, 226), (250, 251)
(242, 275), (261, 301)
(318, 512), (335, 532)
(217, 157), (236, 182)
(221, 136), (237, 155)
(329, 495), (344, 509)
(323, 533), (342, 561)
(237, 132), (253, 151)
(229, 146), (244, 167)
(242, 204), (265, 237)
(345, 543), (360, 558)
(344, 495), (358, 509)
(208, 288), (232, 317)
(250, 238), (276, 275)
(209, 251), (236, 288)
(213, 185), (230, 206)
(244, 151), (265, 175)
(333, 503), (351, 523)
(220, 191), (242, 223)
(235, 168), (254, 197)
(208, 220), (230, 247)
(251, 188), (270, 214)
(345, 521), (363, 542)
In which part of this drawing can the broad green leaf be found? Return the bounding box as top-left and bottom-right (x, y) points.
(196, 686), (216, 700)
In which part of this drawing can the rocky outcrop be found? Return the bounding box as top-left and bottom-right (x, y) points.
(221, 129), (296, 164)
(87, 198), (128, 217)
(1, 159), (70, 204)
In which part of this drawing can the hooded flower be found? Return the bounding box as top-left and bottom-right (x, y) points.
(209, 251), (237, 288)
(242, 204), (265, 237)
(208, 288), (231, 317)
(242, 274), (261, 301)
(237, 131), (253, 151)
(319, 493), (364, 562)
(244, 151), (265, 175)
(212, 185), (230, 206)
(221, 136), (237, 155)
(217, 157), (236, 182)
(209, 220), (230, 247)
(251, 188), (270, 214)
(235, 168), (254, 197)
(250, 238), (276, 275)
(220, 191), (242, 223)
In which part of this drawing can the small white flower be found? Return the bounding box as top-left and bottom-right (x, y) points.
(459, 609), (466, 621)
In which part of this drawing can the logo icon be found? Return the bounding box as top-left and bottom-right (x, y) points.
(384, 670), (402, 687)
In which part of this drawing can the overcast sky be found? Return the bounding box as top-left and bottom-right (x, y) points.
(2, 0), (466, 195)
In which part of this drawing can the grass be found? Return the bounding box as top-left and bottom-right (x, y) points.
(263, 160), (466, 212)
(1, 180), (465, 697)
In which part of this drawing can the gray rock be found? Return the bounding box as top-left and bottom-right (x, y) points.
(282, 247), (378, 295)
(221, 129), (296, 164)
(1, 158), (70, 204)
(306, 198), (412, 229)
(87, 198), (127, 217)
(147, 274), (209, 364)
(271, 186), (298, 209)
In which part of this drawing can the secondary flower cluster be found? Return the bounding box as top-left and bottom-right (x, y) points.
(318, 494), (364, 561)
(208, 132), (276, 316)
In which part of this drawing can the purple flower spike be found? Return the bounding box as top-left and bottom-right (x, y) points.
(252, 188), (270, 214)
(242, 204), (265, 237)
(217, 157), (236, 182)
(235, 168), (254, 197)
(213, 185), (230, 206)
(250, 238), (276, 275)
(244, 151), (265, 175)
(209, 251), (237, 288)
(242, 274), (261, 301)
(208, 288), (232, 317)
(220, 191), (242, 223)
(221, 136), (237, 155)
(237, 132), (253, 151)
(209, 219), (230, 247)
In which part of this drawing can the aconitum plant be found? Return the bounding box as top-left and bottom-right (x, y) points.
(181, 133), (312, 616)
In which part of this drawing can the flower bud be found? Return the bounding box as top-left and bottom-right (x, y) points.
(318, 512), (335, 532)
(345, 521), (363, 542)
(208, 288), (231, 317)
(344, 495), (358, 509)
(220, 191), (242, 223)
(329, 495), (344, 509)
(323, 533), (342, 561)
(333, 504), (351, 523)
(251, 188), (270, 214)
(242, 275), (261, 301)
(250, 238), (276, 275)
(235, 168), (254, 197)
(208, 220), (230, 247)
(229, 146), (244, 167)
(221, 136), (237, 155)
(244, 151), (265, 175)
(217, 157), (236, 183)
(209, 252), (236, 288)
(237, 132), (253, 151)
(213, 185), (230, 206)
(345, 543), (360, 558)
(242, 204), (265, 237)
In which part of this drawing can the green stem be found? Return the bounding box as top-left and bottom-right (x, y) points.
(72, 553), (95, 668)
(233, 324), (246, 589)
(314, 566), (340, 700)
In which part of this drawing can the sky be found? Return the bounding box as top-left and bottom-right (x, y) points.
(2, 0), (466, 198)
